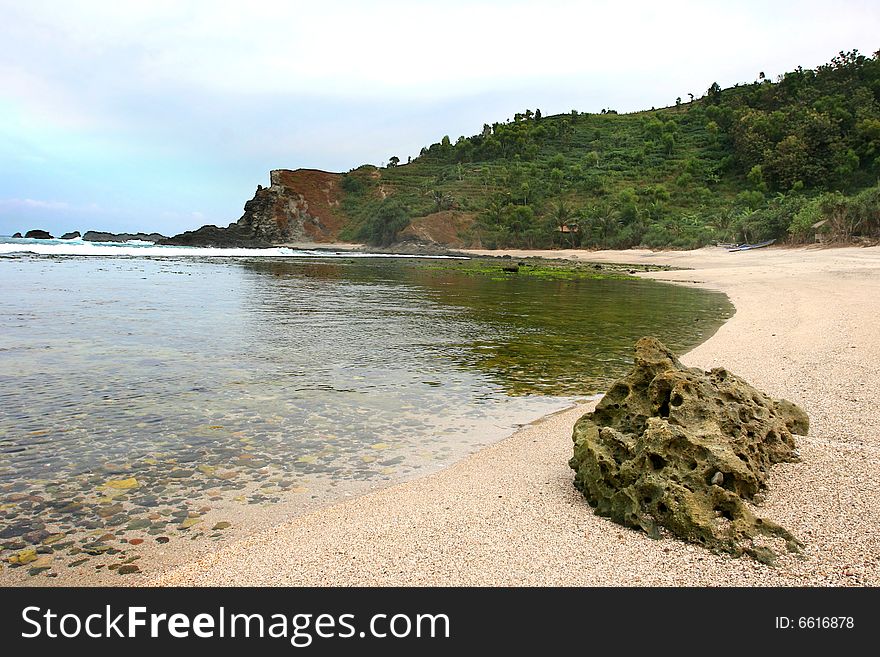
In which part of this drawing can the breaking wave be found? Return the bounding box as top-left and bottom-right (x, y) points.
(0, 236), (460, 259)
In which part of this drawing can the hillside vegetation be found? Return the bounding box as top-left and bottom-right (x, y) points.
(335, 49), (880, 249)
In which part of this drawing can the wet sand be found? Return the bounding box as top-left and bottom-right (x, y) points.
(151, 244), (880, 585)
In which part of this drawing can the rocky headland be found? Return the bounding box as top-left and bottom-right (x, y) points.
(161, 169), (346, 247)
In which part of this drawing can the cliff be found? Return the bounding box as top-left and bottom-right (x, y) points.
(163, 169), (345, 247)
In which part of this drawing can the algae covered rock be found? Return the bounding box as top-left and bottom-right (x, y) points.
(569, 337), (809, 564)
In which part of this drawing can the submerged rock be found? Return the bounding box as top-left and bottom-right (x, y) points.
(98, 477), (139, 491)
(569, 337), (809, 564)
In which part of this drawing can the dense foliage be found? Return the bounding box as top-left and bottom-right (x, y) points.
(339, 50), (880, 248)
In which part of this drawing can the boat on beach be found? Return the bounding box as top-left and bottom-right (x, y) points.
(727, 239), (776, 252)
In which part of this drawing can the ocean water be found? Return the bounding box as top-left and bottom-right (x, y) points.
(0, 238), (733, 579)
(0, 234), (454, 259)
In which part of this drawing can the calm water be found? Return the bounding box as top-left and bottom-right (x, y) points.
(0, 249), (732, 577)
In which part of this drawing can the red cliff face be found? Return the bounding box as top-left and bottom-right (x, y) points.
(162, 169), (348, 247)
(240, 169), (346, 243)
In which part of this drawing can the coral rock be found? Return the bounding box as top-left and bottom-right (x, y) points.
(569, 337), (809, 564)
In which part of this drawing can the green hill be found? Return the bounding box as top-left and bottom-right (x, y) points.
(335, 49), (880, 249)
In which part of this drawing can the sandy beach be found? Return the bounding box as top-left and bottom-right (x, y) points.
(153, 244), (880, 586)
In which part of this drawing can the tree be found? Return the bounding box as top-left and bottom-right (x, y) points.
(430, 189), (454, 212)
(646, 117), (665, 139)
(387, 156), (400, 167)
(586, 203), (621, 246)
(617, 188), (639, 225)
(550, 199), (571, 232)
(707, 81), (722, 104)
(766, 135), (810, 190)
(502, 204), (535, 243)
(363, 198), (410, 246)
(747, 164), (768, 193)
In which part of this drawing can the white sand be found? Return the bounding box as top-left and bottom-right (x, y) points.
(153, 245), (880, 586)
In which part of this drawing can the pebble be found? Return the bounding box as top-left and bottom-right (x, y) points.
(126, 519), (152, 530)
(98, 477), (139, 490)
(8, 549), (38, 565)
(97, 504), (124, 518)
(41, 533), (66, 545)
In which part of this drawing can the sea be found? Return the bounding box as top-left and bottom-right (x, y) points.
(0, 235), (733, 581)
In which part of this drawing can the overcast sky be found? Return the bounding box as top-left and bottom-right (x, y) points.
(1, 0), (878, 237)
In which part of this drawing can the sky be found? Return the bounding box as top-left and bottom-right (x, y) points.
(1, 1), (878, 237)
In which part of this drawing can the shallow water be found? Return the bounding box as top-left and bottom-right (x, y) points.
(0, 252), (732, 580)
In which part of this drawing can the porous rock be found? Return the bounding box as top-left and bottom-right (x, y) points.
(569, 337), (809, 564)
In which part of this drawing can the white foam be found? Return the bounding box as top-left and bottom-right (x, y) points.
(0, 240), (464, 259)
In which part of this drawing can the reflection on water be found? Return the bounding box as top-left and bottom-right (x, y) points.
(0, 255), (731, 579)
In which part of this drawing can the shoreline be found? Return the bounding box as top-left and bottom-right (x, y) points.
(151, 244), (880, 586)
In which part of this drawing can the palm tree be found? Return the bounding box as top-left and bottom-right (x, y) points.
(588, 204), (621, 247)
(550, 199), (572, 247)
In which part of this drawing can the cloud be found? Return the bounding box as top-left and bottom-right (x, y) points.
(1, 0), (878, 236)
(8, 1), (879, 107)
(0, 198), (72, 211)
(0, 198), (111, 220)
